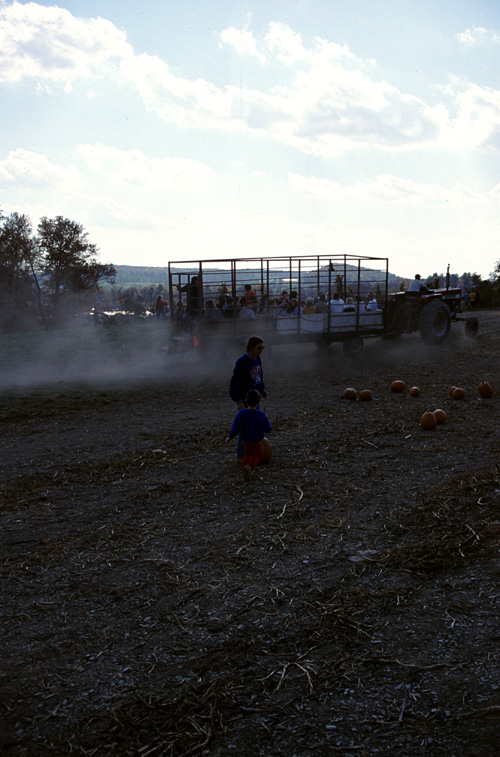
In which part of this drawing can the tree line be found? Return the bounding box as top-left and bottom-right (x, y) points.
(0, 210), (115, 332)
(2, 208), (500, 333)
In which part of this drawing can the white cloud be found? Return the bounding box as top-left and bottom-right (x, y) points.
(457, 26), (500, 45)
(0, 0), (132, 89)
(122, 23), (449, 155)
(219, 26), (265, 63)
(0, 5), (450, 154)
(86, 196), (160, 231)
(264, 22), (309, 64)
(289, 172), (482, 206)
(76, 144), (214, 192)
(2, 4), (499, 160)
(445, 79), (500, 151)
(119, 52), (233, 130)
(0, 148), (79, 187)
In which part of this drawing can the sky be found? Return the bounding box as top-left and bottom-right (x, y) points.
(1, 0), (500, 279)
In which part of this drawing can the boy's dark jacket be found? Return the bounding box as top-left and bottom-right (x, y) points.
(228, 407), (272, 443)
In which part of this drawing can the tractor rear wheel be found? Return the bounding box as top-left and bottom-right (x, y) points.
(418, 300), (451, 344)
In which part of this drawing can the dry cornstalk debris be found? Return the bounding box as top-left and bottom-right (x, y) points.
(3, 315), (500, 754)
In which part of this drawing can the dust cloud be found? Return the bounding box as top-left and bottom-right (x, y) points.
(0, 317), (474, 395)
(0, 320), (178, 392)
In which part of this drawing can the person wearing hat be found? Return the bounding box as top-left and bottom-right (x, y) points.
(408, 274), (431, 295)
(303, 297), (316, 314)
(409, 274), (423, 292)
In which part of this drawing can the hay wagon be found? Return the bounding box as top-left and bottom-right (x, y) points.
(167, 254), (477, 357)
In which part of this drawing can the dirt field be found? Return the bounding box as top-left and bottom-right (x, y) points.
(2, 311), (500, 756)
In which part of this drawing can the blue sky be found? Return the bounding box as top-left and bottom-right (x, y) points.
(1, 0), (500, 278)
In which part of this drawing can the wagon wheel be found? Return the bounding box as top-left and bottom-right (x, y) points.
(343, 336), (364, 357)
(418, 300), (451, 344)
(315, 335), (332, 350)
(465, 316), (479, 338)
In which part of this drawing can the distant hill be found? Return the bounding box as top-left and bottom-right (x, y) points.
(112, 263), (402, 289)
(112, 265), (171, 286)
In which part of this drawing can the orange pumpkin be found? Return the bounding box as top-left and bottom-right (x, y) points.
(391, 380), (406, 393)
(358, 389), (373, 401)
(343, 387), (357, 400)
(260, 437), (272, 464)
(434, 408), (447, 424)
(409, 386), (420, 397)
(451, 387), (465, 400)
(421, 411), (437, 430)
(450, 386), (458, 396)
(478, 381), (493, 398)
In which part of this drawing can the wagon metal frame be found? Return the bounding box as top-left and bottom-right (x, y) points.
(167, 254), (476, 355)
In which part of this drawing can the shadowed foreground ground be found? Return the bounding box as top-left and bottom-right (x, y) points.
(1, 311), (500, 755)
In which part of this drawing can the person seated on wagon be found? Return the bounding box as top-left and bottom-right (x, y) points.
(202, 299), (224, 320)
(267, 298), (280, 320)
(222, 295), (234, 317)
(239, 297), (256, 320)
(366, 292), (378, 311)
(303, 297), (316, 314)
(257, 294), (269, 315)
(288, 299), (303, 315)
(329, 293), (344, 313)
(277, 290), (289, 307)
(315, 293), (328, 313)
(355, 296), (366, 313)
(343, 298), (356, 312)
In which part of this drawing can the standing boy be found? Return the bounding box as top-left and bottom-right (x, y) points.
(226, 390), (272, 482)
(229, 335), (268, 461)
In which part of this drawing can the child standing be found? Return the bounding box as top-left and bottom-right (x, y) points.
(226, 389), (272, 482)
(229, 335), (268, 461)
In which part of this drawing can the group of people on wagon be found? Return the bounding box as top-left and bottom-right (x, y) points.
(200, 287), (380, 321)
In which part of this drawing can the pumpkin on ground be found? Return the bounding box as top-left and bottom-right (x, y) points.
(409, 386), (420, 397)
(434, 409), (447, 424)
(343, 388), (357, 400)
(359, 389), (373, 401)
(421, 411), (438, 430)
(391, 380), (406, 393)
(478, 381), (493, 398)
(260, 437), (272, 464)
(451, 387), (465, 400)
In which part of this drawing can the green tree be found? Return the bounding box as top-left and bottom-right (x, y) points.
(491, 259), (500, 283)
(461, 272), (475, 290)
(37, 216), (115, 323)
(0, 212), (41, 330)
